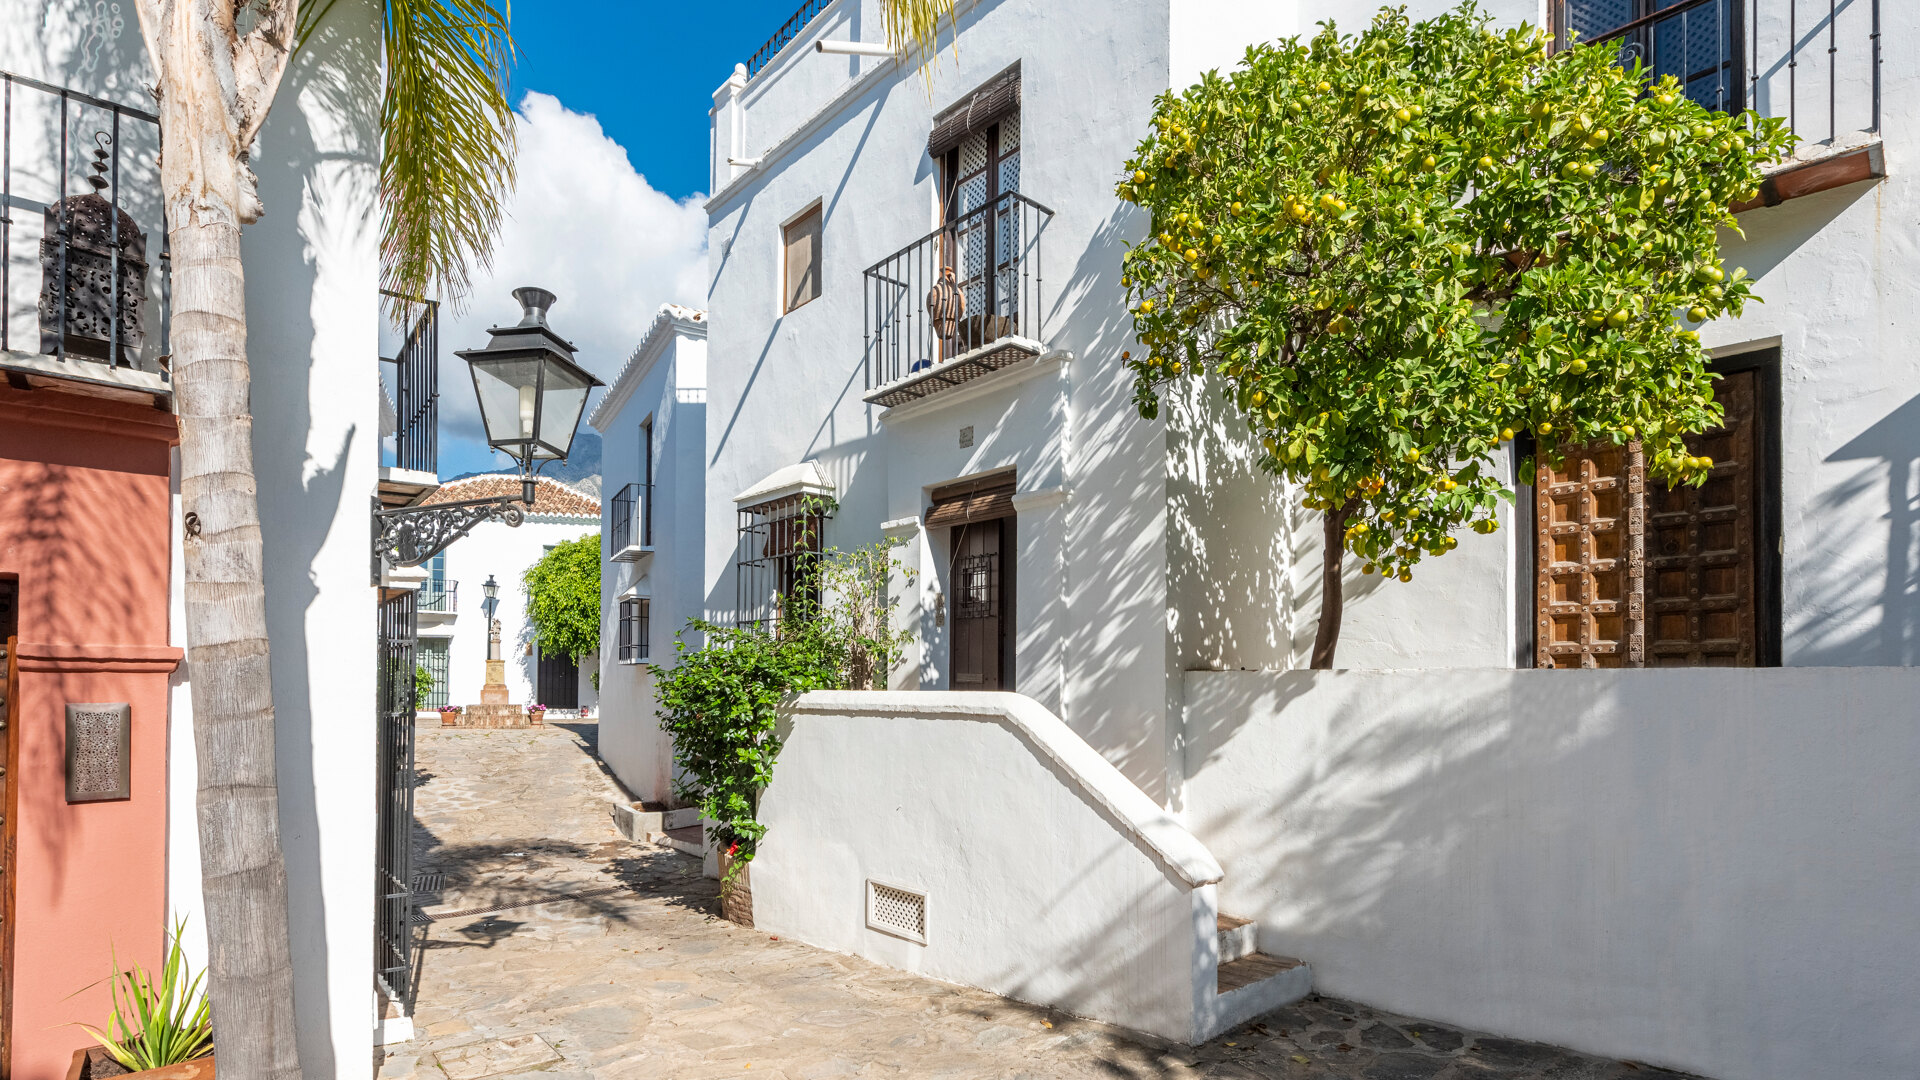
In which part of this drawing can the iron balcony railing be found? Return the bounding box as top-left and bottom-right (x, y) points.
(1565, 0), (1882, 140)
(2, 71), (170, 376)
(610, 481), (651, 554)
(864, 192), (1053, 394)
(745, 0), (830, 77)
(381, 291), (439, 475)
(417, 580), (457, 613)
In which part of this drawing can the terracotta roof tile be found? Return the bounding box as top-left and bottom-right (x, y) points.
(420, 474), (600, 518)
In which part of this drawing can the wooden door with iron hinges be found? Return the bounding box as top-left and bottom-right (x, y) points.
(1646, 367), (1760, 665)
(1536, 442), (1646, 667)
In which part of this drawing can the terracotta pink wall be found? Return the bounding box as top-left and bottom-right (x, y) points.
(0, 384), (180, 1080)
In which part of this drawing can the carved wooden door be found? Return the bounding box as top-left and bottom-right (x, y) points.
(1646, 368), (1760, 665)
(1536, 442), (1645, 667)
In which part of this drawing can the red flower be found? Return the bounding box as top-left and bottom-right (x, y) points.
(727, 842), (740, 856)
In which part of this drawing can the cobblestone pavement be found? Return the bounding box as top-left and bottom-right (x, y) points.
(380, 721), (1700, 1080)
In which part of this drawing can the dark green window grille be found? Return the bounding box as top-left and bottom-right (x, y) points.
(417, 637), (450, 709)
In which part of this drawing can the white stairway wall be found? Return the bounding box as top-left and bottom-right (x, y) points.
(758, 691), (1225, 1043)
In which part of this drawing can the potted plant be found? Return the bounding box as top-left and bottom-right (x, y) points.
(717, 840), (753, 928)
(526, 702), (546, 725)
(438, 705), (462, 725)
(66, 922), (213, 1080)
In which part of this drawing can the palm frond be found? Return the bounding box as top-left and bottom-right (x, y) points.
(380, 0), (517, 305)
(881, 0), (957, 79)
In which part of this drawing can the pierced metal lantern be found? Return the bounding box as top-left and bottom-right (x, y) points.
(926, 265), (966, 342)
(456, 287), (605, 485)
(39, 132), (148, 365)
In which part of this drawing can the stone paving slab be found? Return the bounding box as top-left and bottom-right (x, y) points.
(379, 721), (1706, 1080)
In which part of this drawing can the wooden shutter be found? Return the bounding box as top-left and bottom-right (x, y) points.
(1646, 368), (1759, 665)
(925, 474), (1017, 528)
(783, 206), (821, 313)
(928, 63), (1021, 158)
(1536, 442), (1645, 667)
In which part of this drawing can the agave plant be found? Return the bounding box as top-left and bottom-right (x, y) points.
(78, 921), (213, 1071)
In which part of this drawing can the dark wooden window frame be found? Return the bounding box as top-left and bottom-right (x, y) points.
(1518, 345), (1780, 667)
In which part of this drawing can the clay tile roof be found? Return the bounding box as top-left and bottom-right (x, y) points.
(420, 474), (600, 518)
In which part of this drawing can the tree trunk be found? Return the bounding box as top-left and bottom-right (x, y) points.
(1310, 500), (1355, 670)
(136, 1), (303, 1076)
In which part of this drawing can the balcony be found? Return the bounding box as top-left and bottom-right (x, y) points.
(0, 72), (172, 407)
(1563, 0), (1884, 207)
(417, 580), (458, 616)
(378, 291), (440, 507)
(609, 482), (652, 562)
(864, 193), (1054, 410)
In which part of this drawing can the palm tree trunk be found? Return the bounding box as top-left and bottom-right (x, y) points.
(137, 1), (304, 1075)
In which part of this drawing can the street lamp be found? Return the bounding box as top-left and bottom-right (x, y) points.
(373, 287), (605, 573)
(459, 288), (602, 505)
(481, 574), (499, 622)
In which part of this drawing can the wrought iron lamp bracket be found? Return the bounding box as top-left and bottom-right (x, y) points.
(374, 490), (530, 572)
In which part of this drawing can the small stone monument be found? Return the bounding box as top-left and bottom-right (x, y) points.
(451, 618), (535, 727)
(481, 619), (511, 705)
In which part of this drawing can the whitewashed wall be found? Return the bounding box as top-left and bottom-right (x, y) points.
(429, 508), (600, 710)
(1183, 667), (1920, 1080)
(243, 3), (384, 1075)
(593, 310), (707, 803)
(759, 691), (1224, 1043)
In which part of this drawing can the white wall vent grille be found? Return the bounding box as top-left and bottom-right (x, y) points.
(866, 879), (928, 944)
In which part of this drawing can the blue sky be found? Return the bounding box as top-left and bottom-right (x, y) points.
(430, 1), (827, 479)
(505, 0), (811, 201)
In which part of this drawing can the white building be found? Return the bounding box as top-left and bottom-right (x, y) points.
(669, 0), (1920, 1075)
(589, 305), (708, 804)
(415, 475), (602, 715)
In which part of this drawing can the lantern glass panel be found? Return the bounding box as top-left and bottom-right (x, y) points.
(536, 360), (593, 458)
(469, 355), (544, 450)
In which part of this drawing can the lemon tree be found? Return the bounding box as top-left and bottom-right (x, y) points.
(1117, 2), (1792, 666)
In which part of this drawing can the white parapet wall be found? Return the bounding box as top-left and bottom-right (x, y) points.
(1182, 667), (1920, 1080)
(758, 691), (1228, 1043)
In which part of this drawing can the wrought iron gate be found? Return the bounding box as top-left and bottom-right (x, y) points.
(375, 589), (418, 1004)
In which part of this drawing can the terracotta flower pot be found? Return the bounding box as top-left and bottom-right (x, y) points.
(65, 1047), (214, 1080)
(717, 850), (754, 928)
(527, 708), (546, 726)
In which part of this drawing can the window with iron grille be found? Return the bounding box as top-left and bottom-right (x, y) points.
(618, 596), (650, 663)
(735, 494), (830, 629)
(1555, 0), (1741, 114)
(416, 637), (450, 707)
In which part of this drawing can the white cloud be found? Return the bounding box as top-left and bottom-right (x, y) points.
(407, 91), (707, 472)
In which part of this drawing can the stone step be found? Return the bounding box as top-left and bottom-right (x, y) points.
(441, 704), (538, 729)
(1204, 952), (1314, 1042)
(1217, 913), (1257, 964)
(611, 802), (705, 844)
(662, 823), (705, 857)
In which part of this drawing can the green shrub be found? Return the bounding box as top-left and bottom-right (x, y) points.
(656, 531), (913, 864)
